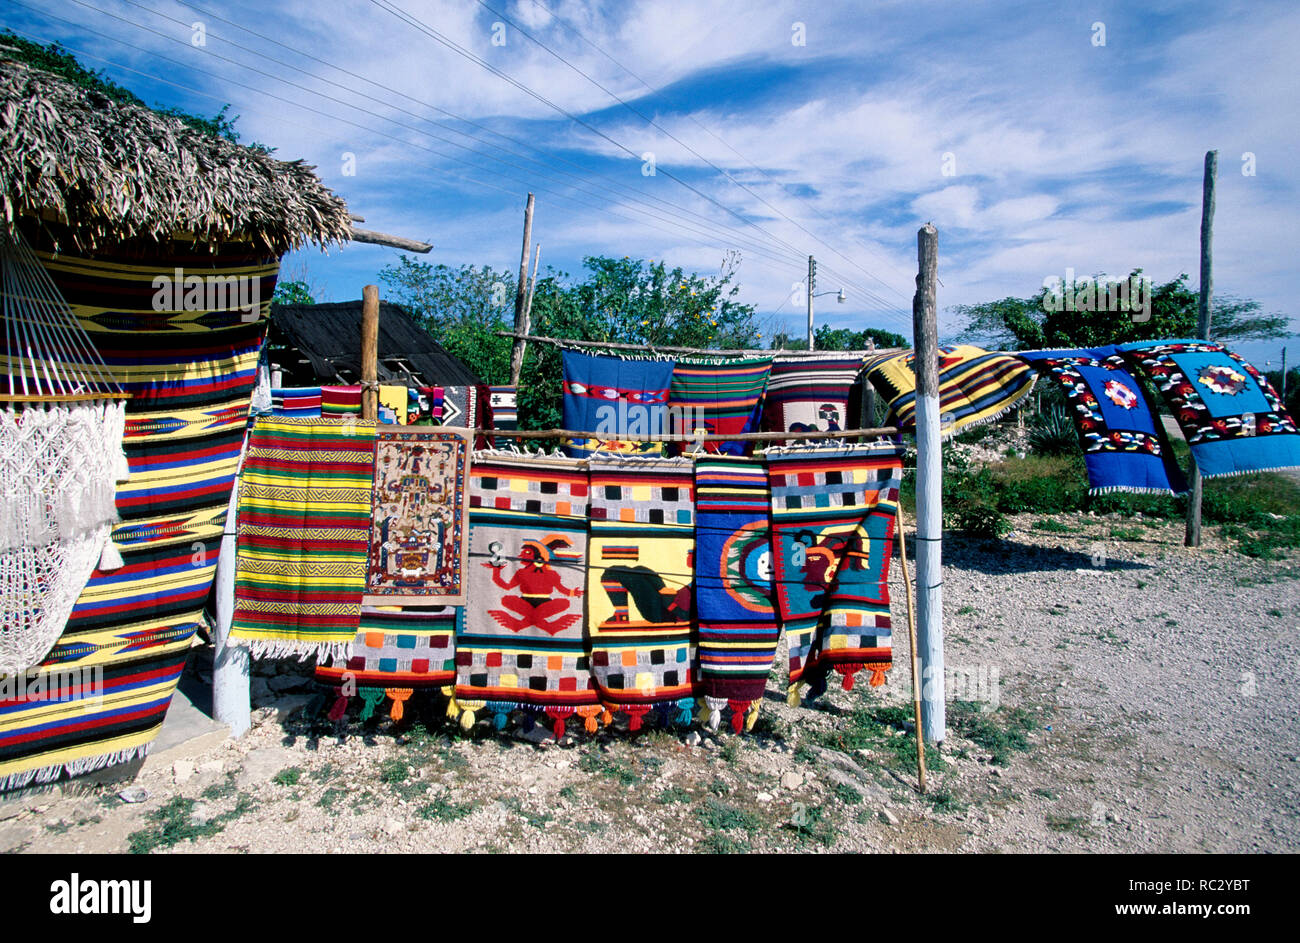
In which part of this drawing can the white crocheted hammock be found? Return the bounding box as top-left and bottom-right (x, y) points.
(1, 231), (129, 675)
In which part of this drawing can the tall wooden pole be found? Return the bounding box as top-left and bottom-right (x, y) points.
(912, 223), (945, 743)
(1185, 150), (1217, 548)
(360, 284), (379, 422)
(896, 507), (927, 792)
(510, 193), (535, 386)
(806, 255), (816, 350)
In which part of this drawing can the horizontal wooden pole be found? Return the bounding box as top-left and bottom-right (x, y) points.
(0, 392), (132, 402)
(456, 425), (898, 442)
(349, 227), (433, 253)
(494, 331), (902, 359)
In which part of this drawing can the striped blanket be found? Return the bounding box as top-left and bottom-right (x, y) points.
(865, 344), (1035, 435)
(693, 457), (776, 733)
(1021, 346), (1187, 495)
(230, 416), (376, 660)
(586, 456), (696, 728)
(768, 445), (901, 702)
(315, 604), (458, 722)
(453, 453), (598, 737)
(364, 430), (470, 605)
(1119, 340), (1300, 477)
(272, 386), (322, 417)
(761, 352), (867, 440)
(668, 356), (772, 455)
(2, 241), (278, 791)
(488, 385), (518, 447)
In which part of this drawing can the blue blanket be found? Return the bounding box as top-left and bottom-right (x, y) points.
(1020, 346), (1187, 494)
(1118, 340), (1300, 478)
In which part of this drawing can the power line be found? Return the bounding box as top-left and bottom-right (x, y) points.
(366, 0), (907, 322)
(482, 0), (912, 313)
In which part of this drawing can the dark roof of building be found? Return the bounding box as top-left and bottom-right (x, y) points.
(268, 300), (482, 387)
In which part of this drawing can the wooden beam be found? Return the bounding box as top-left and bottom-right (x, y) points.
(494, 331), (903, 359)
(349, 227), (432, 253)
(360, 285), (379, 421)
(912, 222), (945, 744)
(1186, 150), (1217, 548)
(468, 424), (898, 443)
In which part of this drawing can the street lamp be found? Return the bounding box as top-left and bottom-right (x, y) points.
(806, 254), (846, 349)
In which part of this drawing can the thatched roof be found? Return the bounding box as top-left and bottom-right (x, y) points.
(0, 58), (353, 254)
(270, 301), (483, 388)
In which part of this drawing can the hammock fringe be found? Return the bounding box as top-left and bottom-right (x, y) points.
(0, 743), (149, 793)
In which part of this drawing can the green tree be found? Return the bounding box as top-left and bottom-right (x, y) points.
(811, 325), (910, 351)
(270, 280), (315, 305)
(954, 271), (1290, 350)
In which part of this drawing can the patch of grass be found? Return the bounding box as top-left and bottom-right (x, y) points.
(1109, 526), (1144, 541)
(416, 795), (474, 822)
(949, 700), (1037, 766)
(750, 712), (789, 741)
(201, 777), (237, 801)
(127, 794), (257, 854)
(271, 766), (302, 787)
(658, 785), (693, 805)
(831, 782), (862, 805)
(310, 763), (339, 783)
(378, 759), (410, 785)
(1046, 814), (1092, 835)
(957, 604), (978, 615)
(316, 787), (347, 812)
(577, 751), (640, 786)
(1032, 787), (1058, 800)
(696, 796), (763, 833)
(1033, 518), (1078, 534)
(718, 738), (742, 763)
(699, 831), (750, 853)
(1267, 608), (1283, 618)
(784, 803), (835, 847)
(926, 789), (966, 814)
(558, 785), (578, 801)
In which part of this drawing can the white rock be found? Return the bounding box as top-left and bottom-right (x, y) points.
(780, 771), (803, 790)
(756, 792), (774, 803)
(172, 760), (195, 783)
(383, 818), (404, 837)
(684, 731), (702, 748)
(879, 808), (900, 826)
(117, 786), (150, 804)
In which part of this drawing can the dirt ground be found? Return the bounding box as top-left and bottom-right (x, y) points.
(2, 512), (1297, 854)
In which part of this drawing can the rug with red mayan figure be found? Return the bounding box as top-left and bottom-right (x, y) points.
(451, 452), (599, 738)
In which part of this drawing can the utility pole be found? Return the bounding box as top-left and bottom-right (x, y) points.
(1282, 347), (1288, 399)
(1186, 150), (1217, 548)
(912, 223), (944, 744)
(510, 193), (535, 385)
(806, 255), (816, 350)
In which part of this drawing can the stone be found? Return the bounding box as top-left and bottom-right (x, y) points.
(235, 746), (296, 788)
(191, 802), (215, 825)
(117, 786), (150, 804)
(879, 808), (900, 826)
(780, 771), (803, 790)
(172, 760), (195, 783)
(383, 818), (404, 837)
(684, 731), (702, 748)
(756, 792), (774, 803)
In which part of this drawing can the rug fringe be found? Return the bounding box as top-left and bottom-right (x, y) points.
(1087, 485), (1183, 496)
(939, 379), (1037, 439)
(1200, 463), (1300, 479)
(0, 743), (149, 793)
(229, 638), (351, 663)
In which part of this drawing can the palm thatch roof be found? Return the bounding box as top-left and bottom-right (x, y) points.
(0, 57), (353, 254)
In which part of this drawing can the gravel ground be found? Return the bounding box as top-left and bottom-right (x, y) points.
(2, 512), (1296, 854)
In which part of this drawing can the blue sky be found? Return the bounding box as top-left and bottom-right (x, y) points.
(6, 0), (1298, 368)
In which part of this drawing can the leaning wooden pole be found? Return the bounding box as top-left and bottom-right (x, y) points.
(896, 506), (927, 792)
(509, 193), (535, 386)
(912, 223), (945, 743)
(360, 284), (380, 422)
(1185, 150), (1217, 548)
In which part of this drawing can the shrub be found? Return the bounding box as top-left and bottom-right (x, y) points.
(1027, 404), (1077, 457)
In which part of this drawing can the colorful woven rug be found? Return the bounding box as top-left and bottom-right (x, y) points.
(2, 241), (278, 791)
(586, 455), (696, 728)
(364, 429), (470, 605)
(1119, 340), (1300, 477)
(1020, 346), (1187, 495)
(229, 416), (376, 660)
(768, 445), (902, 703)
(865, 344), (1035, 435)
(761, 352), (867, 440)
(488, 385), (518, 447)
(668, 356), (772, 455)
(561, 349), (674, 457)
(378, 384), (408, 425)
(271, 386), (322, 417)
(693, 457), (775, 732)
(321, 385), (361, 417)
(314, 604), (457, 722)
(453, 453), (598, 737)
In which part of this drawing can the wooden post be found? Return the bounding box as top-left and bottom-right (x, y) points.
(1185, 150), (1217, 548)
(896, 507), (927, 792)
(912, 223), (944, 743)
(523, 243), (542, 332)
(510, 193), (535, 385)
(360, 284), (379, 422)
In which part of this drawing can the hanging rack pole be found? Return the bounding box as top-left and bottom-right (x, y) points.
(896, 504), (928, 793)
(494, 330), (904, 359)
(452, 424), (898, 442)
